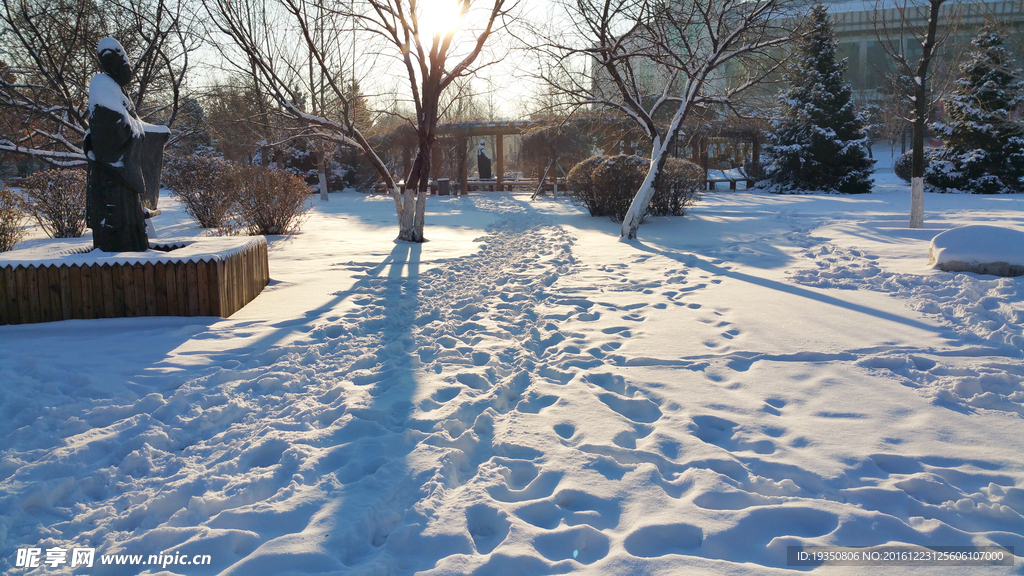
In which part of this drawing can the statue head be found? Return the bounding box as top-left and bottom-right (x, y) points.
(97, 38), (132, 87)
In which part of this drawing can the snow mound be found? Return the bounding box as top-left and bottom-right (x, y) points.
(928, 225), (1024, 276)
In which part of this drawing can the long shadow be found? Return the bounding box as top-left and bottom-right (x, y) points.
(186, 240), (424, 365)
(206, 241), (427, 574)
(628, 240), (944, 334)
(553, 204), (799, 270)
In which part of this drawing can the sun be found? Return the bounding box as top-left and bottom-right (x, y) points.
(418, 0), (464, 41)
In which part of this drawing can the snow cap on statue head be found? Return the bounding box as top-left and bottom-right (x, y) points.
(97, 37), (132, 88)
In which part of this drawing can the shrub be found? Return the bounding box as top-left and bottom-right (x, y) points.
(649, 158), (702, 217)
(258, 138), (361, 191)
(894, 150), (932, 184)
(235, 165), (310, 235)
(590, 155), (649, 222)
(570, 155), (704, 221)
(566, 156), (606, 213)
(163, 156), (239, 228)
(21, 169), (87, 238)
(894, 151), (912, 183)
(0, 185), (26, 251)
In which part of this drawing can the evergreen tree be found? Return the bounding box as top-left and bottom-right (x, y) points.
(763, 4), (874, 193)
(168, 97), (216, 157)
(926, 25), (1024, 194)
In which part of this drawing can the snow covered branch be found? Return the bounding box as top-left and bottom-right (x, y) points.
(0, 0), (193, 166)
(532, 0), (795, 238)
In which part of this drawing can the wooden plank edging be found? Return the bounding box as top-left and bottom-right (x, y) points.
(0, 236), (270, 325)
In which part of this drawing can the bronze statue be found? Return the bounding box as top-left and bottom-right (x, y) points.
(84, 38), (169, 252)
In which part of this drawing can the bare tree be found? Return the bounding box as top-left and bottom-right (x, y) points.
(298, 0), (343, 200)
(0, 0), (200, 166)
(873, 0), (960, 228)
(535, 0), (792, 239)
(357, 0), (514, 241)
(206, 0), (393, 200)
(206, 0), (513, 242)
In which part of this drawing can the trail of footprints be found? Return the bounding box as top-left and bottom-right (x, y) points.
(414, 224), (818, 569)
(368, 214), (802, 568)
(143, 196), (1017, 571)
(19, 197), (1020, 573)
(408, 210), (1022, 568)
(187, 220), (863, 571)
(409, 225), (1022, 569)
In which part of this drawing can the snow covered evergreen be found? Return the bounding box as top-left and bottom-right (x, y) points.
(926, 25), (1024, 194)
(763, 3), (874, 194)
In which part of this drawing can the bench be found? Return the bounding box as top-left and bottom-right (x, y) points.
(705, 169), (752, 190)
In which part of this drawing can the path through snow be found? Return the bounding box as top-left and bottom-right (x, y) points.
(1, 188), (1022, 575)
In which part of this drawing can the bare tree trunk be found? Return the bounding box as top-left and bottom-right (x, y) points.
(622, 135), (670, 239)
(909, 0), (942, 229)
(317, 138), (329, 200)
(532, 160), (553, 200)
(910, 88), (928, 228)
(873, 0), (945, 228)
(414, 188), (427, 240)
(400, 124), (433, 243)
(399, 149), (424, 242)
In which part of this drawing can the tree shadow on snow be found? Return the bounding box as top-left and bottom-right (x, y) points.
(629, 240), (945, 335)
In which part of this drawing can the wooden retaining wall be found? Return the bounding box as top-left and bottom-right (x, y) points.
(0, 238), (269, 325)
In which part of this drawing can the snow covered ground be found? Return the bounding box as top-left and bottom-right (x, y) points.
(2, 171), (1023, 575)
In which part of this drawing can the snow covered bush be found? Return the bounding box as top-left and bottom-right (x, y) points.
(762, 3), (874, 194)
(164, 156), (240, 228)
(21, 169), (87, 238)
(566, 155), (607, 214)
(570, 155), (703, 220)
(0, 184), (26, 251)
(235, 165), (309, 235)
(649, 158), (703, 217)
(894, 151), (913, 183)
(743, 157), (764, 182)
(925, 25), (1024, 194)
(590, 155), (649, 222)
(894, 150), (931, 184)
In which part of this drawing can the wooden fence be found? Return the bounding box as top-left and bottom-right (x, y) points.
(0, 238), (269, 325)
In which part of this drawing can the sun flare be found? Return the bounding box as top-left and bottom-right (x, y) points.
(418, 0), (463, 40)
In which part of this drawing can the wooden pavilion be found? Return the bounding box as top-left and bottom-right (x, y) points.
(384, 117), (766, 194)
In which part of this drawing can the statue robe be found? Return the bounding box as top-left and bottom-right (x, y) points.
(84, 73), (169, 252)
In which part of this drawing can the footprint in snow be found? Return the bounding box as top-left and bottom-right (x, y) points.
(532, 524), (610, 565)
(689, 415), (776, 455)
(612, 424), (653, 449)
(624, 523), (703, 557)
(598, 392), (663, 424)
(487, 470), (563, 503)
(466, 503), (511, 554)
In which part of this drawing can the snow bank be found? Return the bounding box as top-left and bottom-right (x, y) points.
(928, 225), (1024, 276)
